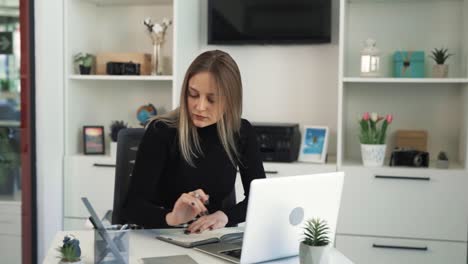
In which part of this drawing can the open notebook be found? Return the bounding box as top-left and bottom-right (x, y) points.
(139, 255), (198, 264)
(156, 227), (244, 248)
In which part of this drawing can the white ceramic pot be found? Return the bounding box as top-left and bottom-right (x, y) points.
(432, 64), (448, 78)
(436, 159), (449, 169)
(299, 243), (329, 264)
(361, 144), (386, 167)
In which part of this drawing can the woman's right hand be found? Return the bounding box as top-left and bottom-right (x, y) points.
(165, 189), (210, 226)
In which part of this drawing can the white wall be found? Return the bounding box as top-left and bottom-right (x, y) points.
(199, 0), (340, 155)
(35, 0), (64, 261)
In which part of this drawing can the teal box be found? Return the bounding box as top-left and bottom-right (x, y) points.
(393, 51), (425, 78)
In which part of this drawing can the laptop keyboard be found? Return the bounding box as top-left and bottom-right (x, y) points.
(221, 249), (242, 259)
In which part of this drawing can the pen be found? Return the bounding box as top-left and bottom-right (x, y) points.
(107, 224), (122, 230)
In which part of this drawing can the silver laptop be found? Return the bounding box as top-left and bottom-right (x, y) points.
(194, 172), (344, 264)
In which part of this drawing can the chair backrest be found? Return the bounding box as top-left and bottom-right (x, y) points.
(111, 127), (237, 225)
(112, 128), (145, 225)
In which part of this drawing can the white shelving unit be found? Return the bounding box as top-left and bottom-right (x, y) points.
(336, 0), (468, 263)
(338, 0), (468, 169)
(62, 0), (203, 227)
(63, 0), (203, 155)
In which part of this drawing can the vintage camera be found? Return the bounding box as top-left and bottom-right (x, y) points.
(389, 148), (429, 167)
(106, 61), (141, 75)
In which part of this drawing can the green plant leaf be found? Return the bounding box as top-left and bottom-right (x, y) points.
(358, 113), (392, 144)
(302, 218), (330, 246)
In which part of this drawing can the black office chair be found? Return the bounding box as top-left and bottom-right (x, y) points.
(112, 128), (145, 225)
(111, 127), (237, 225)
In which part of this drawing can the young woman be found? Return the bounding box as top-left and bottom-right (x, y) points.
(123, 50), (266, 233)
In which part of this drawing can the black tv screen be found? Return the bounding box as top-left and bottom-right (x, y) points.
(208, 0), (331, 44)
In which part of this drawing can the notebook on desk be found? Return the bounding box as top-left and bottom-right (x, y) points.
(194, 172), (344, 264)
(156, 227), (243, 248)
(139, 254), (198, 264)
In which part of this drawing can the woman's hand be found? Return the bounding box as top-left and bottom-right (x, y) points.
(186, 211), (228, 234)
(165, 189), (210, 226)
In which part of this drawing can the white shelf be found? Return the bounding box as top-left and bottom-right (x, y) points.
(342, 159), (465, 171)
(69, 75), (173, 81)
(82, 0), (172, 6)
(343, 77), (468, 84)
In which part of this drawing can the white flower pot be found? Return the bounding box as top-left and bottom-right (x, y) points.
(432, 64), (448, 78)
(436, 159), (449, 169)
(361, 144), (386, 167)
(110, 141), (118, 158)
(299, 243), (329, 264)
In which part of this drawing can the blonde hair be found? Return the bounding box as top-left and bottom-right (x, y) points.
(149, 50), (243, 167)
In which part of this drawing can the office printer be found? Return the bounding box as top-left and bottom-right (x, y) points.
(252, 122), (301, 162)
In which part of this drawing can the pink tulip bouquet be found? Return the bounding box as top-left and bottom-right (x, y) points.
(359, 112), (393, 144)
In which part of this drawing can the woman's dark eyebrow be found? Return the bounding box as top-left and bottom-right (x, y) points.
(189, 86), (216, 96)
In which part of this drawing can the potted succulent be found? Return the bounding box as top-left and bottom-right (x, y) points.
(359, 112), (393, 167)
(436, 151), (449, 169)
(109, 120), (128, 157)
(56, 235), (82, 264)
(430, 48), (453, 78)
(74, 52), (94, 75)
(300, 218), (331, 264)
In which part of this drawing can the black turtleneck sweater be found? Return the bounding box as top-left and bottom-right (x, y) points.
(122, 118), (266, 228)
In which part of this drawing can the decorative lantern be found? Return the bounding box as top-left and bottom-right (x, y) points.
(360, 38), (381, 77)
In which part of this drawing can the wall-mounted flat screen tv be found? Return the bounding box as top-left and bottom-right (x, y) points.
(208, 0), (331, 45)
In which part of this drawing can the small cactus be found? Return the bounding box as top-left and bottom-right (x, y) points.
(430, 48), (452, 65)
(437, 151), (448, 161)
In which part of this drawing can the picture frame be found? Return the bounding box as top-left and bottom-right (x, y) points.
(83, 126), (105, 155)
(298, 126), (329, 163)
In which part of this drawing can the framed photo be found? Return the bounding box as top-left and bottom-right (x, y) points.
(83, 126), (105, 155)
(298, 126), (329, 163)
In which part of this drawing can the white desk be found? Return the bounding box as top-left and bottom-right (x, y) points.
(43, 229), (353, 264)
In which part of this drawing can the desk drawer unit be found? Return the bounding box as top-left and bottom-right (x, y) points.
(64, 156), (116, 219)
(336, 234), (467, 264)
(337, 166), (467, 241)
